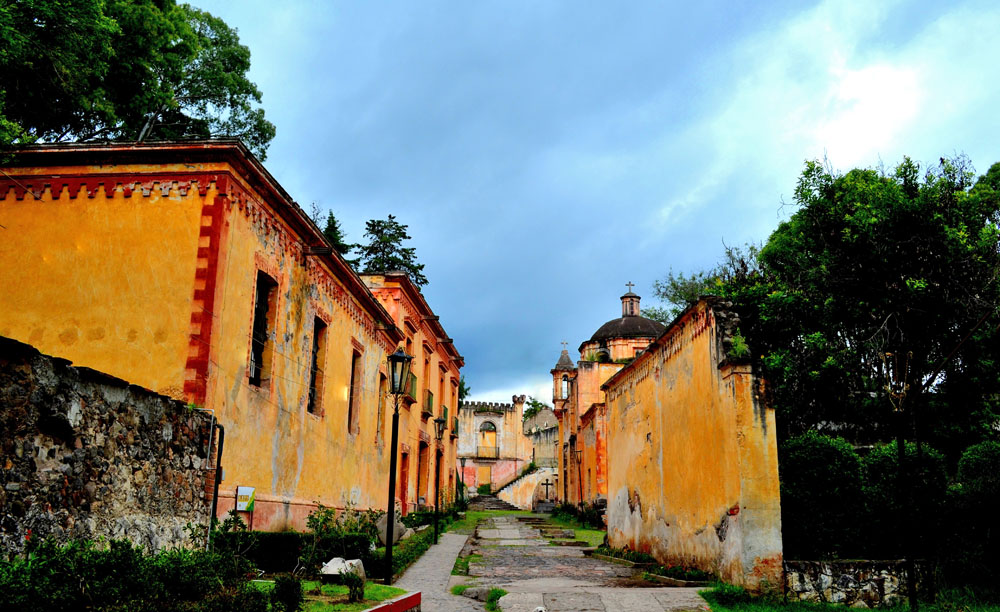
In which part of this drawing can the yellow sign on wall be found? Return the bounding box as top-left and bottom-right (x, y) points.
(236, 486), (256, 512)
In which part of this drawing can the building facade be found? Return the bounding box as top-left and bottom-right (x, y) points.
(551, 289), (664, 506)
(603, 298), (782, 590)
(0, 141), (461, 531)
(363, 272), (464, 513)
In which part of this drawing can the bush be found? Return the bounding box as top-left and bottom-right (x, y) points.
(958, 440), (1000, 502)
(709, 583), (752, 605)
(401, 510), (436, 529)
(271, 575), (303, 612)
(298, 504), (382, 575)
(340, 571), (365, 602)
(0, 537), (257, 612)
(862, 441), (947, 559)
(941, 441), (1000, 584)
(477, 484), (491, 495)
(779, 431), (865, 558)
(552, 501), (603, 529)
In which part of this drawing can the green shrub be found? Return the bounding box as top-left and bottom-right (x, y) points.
(477, 484), (491, 495)
(271, 575), (303, 612)
(779, 431), (864, 558)
(401, 510), (436, 528)
(0, 537), (257, 612)
(298, 504), (381, 575)
(958, 440), (1000, 502)
(862, 441), (947, 558)
(594, 545), (655, 564)
(942, 441), (1000, 584)
(340, 571), (365, 602)
(709, 583), (752, 605)
(485, 587), (507, 611)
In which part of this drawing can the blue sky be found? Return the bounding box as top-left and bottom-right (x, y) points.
(198, 0), (1000, 403)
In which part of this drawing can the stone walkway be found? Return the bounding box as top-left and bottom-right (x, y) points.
(471, 516), (708, 612)
(394, 532), (482, 612)
(393, 515), (709, 612)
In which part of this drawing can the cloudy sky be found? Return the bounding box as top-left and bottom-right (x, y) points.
(198, 0), (1000, 403)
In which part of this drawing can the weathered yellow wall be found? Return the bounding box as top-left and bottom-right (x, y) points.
(0, 169), (207, 399)
(365, 275), (462, 514)
(605, 300), (783, 591)
(208, 181), (394, 529)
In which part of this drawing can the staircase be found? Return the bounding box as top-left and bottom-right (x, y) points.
(468, 494), (520, 511)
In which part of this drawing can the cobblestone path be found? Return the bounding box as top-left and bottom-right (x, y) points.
(466, 515), (709, 612)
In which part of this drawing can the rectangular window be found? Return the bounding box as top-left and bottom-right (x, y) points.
(307, 317), (327, 414)
(348, 350), (361, 433)
(249, 271), (278, 387)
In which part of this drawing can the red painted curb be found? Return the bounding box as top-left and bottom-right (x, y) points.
(367, 591), (421, 612)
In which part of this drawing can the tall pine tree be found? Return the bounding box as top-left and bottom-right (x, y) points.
(356, 215), (428, 287)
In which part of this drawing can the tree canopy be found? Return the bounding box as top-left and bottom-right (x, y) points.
(356, 215), (428, 287)
(649, 156), (1000, 447)
(0, 0), (274, 159)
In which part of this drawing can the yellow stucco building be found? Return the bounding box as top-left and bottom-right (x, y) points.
(603, 298), (783, 591)
(551, 289), (664, 506)
(0, 141), (461, 530)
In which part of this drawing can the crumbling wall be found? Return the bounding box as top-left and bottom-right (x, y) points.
(0, 337), (213, 554)
(604, 299), (782, 591)
(785, 560), (926, 607)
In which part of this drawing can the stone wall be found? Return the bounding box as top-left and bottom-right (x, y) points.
(0, 337), (214, 554)
(785, 560), (926, 608)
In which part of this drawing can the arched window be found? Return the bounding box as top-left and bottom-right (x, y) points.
(561, 375), (570, 400)
(480, 421), (497, 433)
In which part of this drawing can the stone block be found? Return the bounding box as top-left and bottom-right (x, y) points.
(320, 557), (366, 581)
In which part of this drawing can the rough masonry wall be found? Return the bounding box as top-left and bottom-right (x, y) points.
(605, 300), (782, 591)
(0, 337), (213, 555)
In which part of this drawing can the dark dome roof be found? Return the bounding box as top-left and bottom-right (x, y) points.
(588, 315), (665, 344)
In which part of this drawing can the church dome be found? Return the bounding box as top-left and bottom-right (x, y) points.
(588, 314), (665, 343)
(585, 287), (665, 345)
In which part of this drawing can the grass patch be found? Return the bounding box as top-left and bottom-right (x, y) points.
(447, 509), (532, 534)
(701, 584), (1000, 612)
(276, 579), (407, 612)
(451, 584), (470, 596)
(548, 514), (606, 547)
(485, 587), (507, 611)
(452, 552), (482, 575)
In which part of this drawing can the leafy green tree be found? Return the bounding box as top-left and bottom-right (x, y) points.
(458, 376), (471, 403)
(0, 0), (274, 159)
(522, 396), (550, 422)
(356, 215), (428, 287)
(643, 244), (760, 323)
(650, 156), (1000, 446)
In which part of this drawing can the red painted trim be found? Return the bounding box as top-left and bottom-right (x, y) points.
(367, 591), (420, 612)
(183, 184), (227, 405)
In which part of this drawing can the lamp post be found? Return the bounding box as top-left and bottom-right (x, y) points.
(433, 416), (446, 545)
(384, 348), (413, 585)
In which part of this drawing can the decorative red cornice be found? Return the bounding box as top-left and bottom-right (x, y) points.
(1, 141), (404, 350)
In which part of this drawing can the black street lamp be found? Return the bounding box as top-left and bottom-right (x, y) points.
(459, 456), (467, 501)
(433, 416), (446, 545)
(384, 347), (413, 585)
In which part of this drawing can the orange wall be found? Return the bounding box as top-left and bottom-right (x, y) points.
(0, 151), (411, 532)
(0, 167), (209, 398)
(605, 300), (783, 591)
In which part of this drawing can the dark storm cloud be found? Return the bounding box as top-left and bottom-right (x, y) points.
(198, 0), (1000, 400)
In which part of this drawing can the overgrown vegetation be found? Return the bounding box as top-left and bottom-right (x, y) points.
(552, 501), (604, 530)
(0, 537), (266, 612)
(485, 587), (507, 611)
